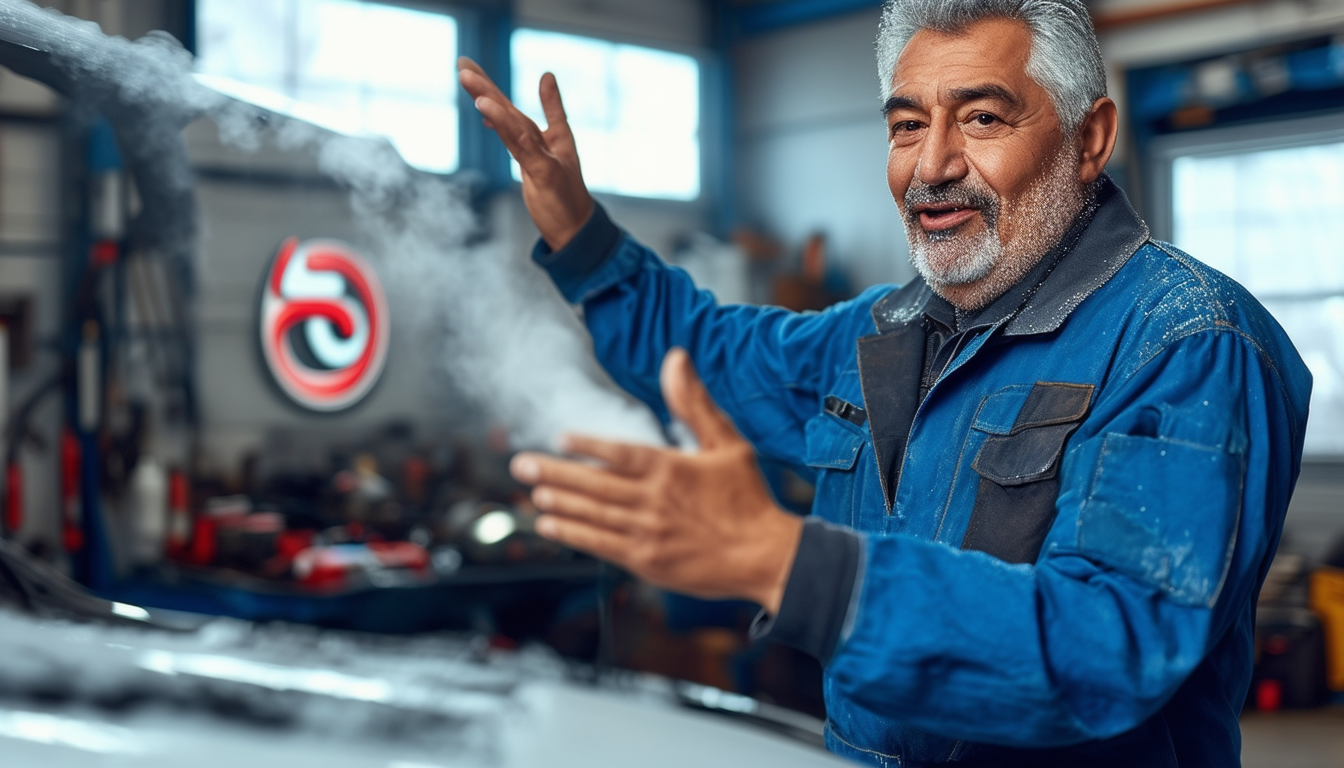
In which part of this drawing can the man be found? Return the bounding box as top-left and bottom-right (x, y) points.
(459, 0), (1311, 765)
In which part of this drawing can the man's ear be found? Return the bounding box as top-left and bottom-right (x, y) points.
(1076, 97), (1118, 184)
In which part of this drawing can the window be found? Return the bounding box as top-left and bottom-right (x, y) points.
(194, 0), (459, 174)
(510, 29), (700, 201)
(1168, 134), (1344, 456)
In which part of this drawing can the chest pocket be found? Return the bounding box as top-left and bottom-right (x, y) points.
(804, 406), (866, 527)
(961, 381), (1093, 564)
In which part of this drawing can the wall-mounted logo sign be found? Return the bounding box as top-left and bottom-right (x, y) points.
(259, 237), (390, 412)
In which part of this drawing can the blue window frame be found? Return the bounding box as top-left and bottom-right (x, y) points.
(510, 28), (701, 201)
(194, 0), (460, 174)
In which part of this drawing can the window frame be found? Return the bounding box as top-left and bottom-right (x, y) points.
(189, 3), (722, 213)
(190, 0), (469, 176)
(1146, 111), (1344, 255)
(506, 21), (711, 207)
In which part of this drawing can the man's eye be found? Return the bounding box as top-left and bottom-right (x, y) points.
(971, 113), (998, 126)
(890, 120), (921, 135)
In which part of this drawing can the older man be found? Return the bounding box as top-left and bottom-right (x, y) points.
(459, 0), (1311, 765)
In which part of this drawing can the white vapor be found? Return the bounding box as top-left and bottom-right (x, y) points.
(0, 0), (667, 451)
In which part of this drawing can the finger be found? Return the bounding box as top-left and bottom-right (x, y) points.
(559, 434), (657, 477)
(531, 486), (637, 533)
(539, 72), (572, 138)
(510, 451), (644, 503)
(535, 515), (631, 564)
(457, 58), (517, 113)
(457, 68), (533, 137)
(468, 93), (523, 135)
(469, 94), (552, 170)
(660, 348), (738, 450)
(457, 66), (508, 104)
(457, 56), (487, 79)
(458, 66), (547, 154)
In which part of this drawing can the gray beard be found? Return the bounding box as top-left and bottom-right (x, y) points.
(909, 224), (1002, 286)
(903, 176), (1003, 287)
(902, 151), (1085, 297)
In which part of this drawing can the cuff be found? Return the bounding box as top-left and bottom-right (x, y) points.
(749, 517), (864, 662)
(531, 201), (623, 301)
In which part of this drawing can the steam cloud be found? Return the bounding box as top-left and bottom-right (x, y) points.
(0, 0), (667, 450)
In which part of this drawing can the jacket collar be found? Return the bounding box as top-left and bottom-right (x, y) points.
(871, 174), (1150, 336)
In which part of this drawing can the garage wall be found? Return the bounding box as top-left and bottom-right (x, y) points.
(734, 8), (915, 294)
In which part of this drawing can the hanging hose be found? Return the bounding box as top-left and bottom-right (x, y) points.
(2, 370), (65, 538)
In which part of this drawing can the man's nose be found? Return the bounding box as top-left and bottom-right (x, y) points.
(915, 119), (967, 187)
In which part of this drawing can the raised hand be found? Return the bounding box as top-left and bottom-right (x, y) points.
(509, 349), (804, 612)
(457, 56), (594, 251)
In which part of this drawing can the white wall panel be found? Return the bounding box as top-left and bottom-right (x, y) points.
(735, 8), (915, 293)
(0, 68), (60, 114)
(188, 119), (464, 473)
(0, 125), (60, 244)
(736, 10), (882, 137)
(739, 119), (911, 292)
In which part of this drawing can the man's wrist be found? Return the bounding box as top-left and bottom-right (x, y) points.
(532, 201), (623, 301)
(749, 518), (865, 662)
(754, 510), (804, 614)
(542, 197), (596, 252)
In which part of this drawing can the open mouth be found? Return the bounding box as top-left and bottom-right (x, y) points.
(914, 204), (980, 231)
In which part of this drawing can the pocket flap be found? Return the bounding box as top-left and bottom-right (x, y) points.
(804, 413), (865, 471)
(972, 382), (1093, 435)
(973, 422), (1076, 486)
(1012, 382), (1093, 432)
(971, 381), (1093, 485)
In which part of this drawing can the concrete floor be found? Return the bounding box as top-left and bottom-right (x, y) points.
(1241, 708), (1344, 768)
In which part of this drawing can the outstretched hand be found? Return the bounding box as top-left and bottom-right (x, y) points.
(457, 57), (594, 251)
(509, 349), (804, 613)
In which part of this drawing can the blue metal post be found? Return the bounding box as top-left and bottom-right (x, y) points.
(734, 0), (886, 38)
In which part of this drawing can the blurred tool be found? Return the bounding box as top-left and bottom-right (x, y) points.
(61, 430), (82, 552)
(293, 541), (429, 588)
(1311, 537), (1344, 697)
(166, 469), (190, 557)
(131, 455), (167, 566)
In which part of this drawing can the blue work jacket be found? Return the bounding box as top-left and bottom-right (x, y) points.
(535, 178), (1312, 766)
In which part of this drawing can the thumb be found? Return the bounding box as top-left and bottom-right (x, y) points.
(661, 348), (737, 450)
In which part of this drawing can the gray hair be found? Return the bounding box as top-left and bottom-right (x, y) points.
(875, 0), (1107, 132)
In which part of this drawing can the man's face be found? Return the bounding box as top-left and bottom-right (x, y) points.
(885, 18), (1086, 309)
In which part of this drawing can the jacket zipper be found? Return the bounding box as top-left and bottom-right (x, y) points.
(885, 324), (995, 516)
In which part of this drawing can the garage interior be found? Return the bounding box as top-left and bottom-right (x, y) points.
(0, 0), (1342, 765)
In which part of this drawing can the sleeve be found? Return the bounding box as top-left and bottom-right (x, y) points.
(749, 517), (865, 660)
(533, 204), (892, 466)
(823, 328), (1307, 746)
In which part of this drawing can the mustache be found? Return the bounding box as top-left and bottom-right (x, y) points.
(903, 179), (999, 213)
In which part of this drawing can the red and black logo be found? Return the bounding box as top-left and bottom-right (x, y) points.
(258, 237), (389, 412)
